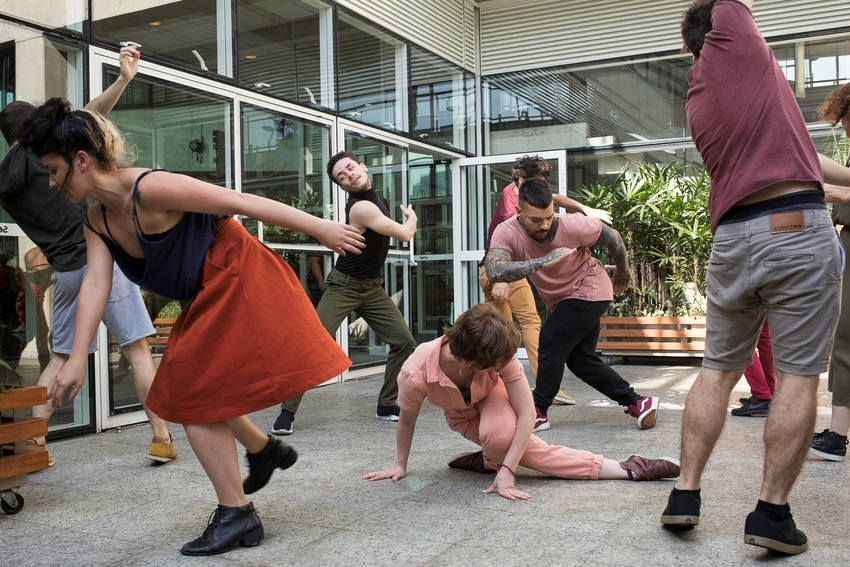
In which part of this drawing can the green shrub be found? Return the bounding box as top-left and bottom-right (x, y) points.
(577, 161), (711, 317)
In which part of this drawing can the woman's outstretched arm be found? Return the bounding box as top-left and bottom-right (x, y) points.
(363, 405), (420, 482)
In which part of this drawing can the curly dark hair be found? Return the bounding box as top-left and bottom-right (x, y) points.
(517, 177), (553, 210)
(511, 155), (551, 184)
(444, 303), (520, 370)
(681, 0), (717, 58)
(18, 97), (133, 169)
(817, 83), (850, 127)
(326, 150), (360, 184)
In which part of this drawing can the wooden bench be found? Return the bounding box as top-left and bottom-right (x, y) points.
(596, 316), (706, 364)
(148, 317), (175, 352)
(1, 386), (50, 514)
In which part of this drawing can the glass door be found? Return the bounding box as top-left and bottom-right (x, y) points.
(451, 151), (567, 357)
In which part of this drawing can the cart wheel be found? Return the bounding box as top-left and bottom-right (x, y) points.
(0, 491), (24, 514)
(606, 356), (613, 366)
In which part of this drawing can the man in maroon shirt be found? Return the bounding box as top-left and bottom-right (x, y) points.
(661, 0), (850, 555)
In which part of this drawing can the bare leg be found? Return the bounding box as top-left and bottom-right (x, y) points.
(760, 371), (818, 504)
(227, 415), (271, 454)
(184, 421), (248, 507)
(675, 366), (744, 490)
(828, 405), (850, 437)
(599, 458), (629, 479)
(31, 353), (69, 445)
(121, 338), (170, 440)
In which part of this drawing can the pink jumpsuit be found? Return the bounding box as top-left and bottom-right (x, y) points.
(397, 336), (604, 479)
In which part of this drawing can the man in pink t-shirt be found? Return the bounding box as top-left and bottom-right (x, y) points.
(486, 178), (659, 433)
(661, 0), (850, 555)
(479, 155), (612, 406)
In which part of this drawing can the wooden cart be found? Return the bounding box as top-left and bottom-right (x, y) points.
(0, 385), (50, 514)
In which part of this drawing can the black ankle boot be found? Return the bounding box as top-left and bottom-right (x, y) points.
(180, 502), (264, 556)
(242, 435), (299, 495)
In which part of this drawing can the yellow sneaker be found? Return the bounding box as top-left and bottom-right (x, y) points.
(25, 439), (54, 467)
(147, 435), (177, 463)
(552, 388), (576, 405)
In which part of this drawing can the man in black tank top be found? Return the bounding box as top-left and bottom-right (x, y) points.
(271, 151), (417, 434)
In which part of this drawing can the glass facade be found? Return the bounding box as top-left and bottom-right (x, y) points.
(2, 2), (849, 438)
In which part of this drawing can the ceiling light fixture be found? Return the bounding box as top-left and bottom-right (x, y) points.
(149, 21), (162, 26)
(245, 54), (257, 60)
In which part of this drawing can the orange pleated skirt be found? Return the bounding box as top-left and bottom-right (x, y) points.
(145, 218), (351, 424)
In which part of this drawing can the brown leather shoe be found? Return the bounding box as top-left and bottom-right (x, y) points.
(620, 455), (680, 480)
(447, 451), (494, 473)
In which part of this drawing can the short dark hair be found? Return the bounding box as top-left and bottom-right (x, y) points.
(0, 101), (36, 146)
(444, 303), (521, 370)
(518, 177), (553, 210)
(327, 150), (359, 184)
(681, 0), (717, 59)
(511, 155), (551, 184)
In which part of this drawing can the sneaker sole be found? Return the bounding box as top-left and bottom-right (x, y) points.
(744, 534), (808, 555)
(532, 422), (550, 433)
(638, 408), (657, 429)
(660, 514), (699, 526)
(552, 397), (576, 406)
(808, 447), (846, 461)
(731, 410), (769, 417)
(375, 414), (399, 421)
(271, 428), (294, 436)
(147, 454), (176, 463)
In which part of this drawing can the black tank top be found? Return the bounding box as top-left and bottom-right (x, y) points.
(335, 188), (390, 279)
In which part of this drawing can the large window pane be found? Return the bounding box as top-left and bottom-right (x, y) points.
(773, 36), (850, 123)
(568, 146), (704, 192)
(241, 104), (332, 244)
(105, 69), (234, 186)
(338, 15), (405, 132)
(238, 0), (333, 108)
(484, 56), (692, 154)
(93, 0), (233, 77)
(410, 46), (474, 153)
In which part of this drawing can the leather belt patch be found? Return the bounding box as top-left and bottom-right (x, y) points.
(769, 210), (805, 234)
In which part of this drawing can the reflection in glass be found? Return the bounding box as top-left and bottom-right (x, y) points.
(105, 69), (233, 186)
(568, 146), (704, 192)
(772, 36), (850, 123)
(484, 56), (692, 154)
(338, 15), (403, 132)
(410, 153), (452, 255)
(238, 0), (332, 108)
(410, 46), (475, 153)
(93, 0), (230, 77)
(273, 250), (332, 309)
(242, 104), (332, 244)
(462, 163), (512, 253)
(410, 259), (453, 342)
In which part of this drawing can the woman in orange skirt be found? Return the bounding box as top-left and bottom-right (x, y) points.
(20, 98), (363, 556)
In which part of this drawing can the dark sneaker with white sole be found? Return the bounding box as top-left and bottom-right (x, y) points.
(744, 508), (808, 555)
(375, 404), (401, 421)
(809, 428), (847, 461)
(731, 398), (770, 417)
(660, 489), (700, 526)
(271, 409), (294, 435)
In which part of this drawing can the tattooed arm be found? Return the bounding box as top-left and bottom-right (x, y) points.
(594, 224), (631, 294)
(485, 247), (573, 284)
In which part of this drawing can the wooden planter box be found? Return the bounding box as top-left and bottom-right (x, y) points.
(0, 386), (50, 495)
(596, 316), (707, 364)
